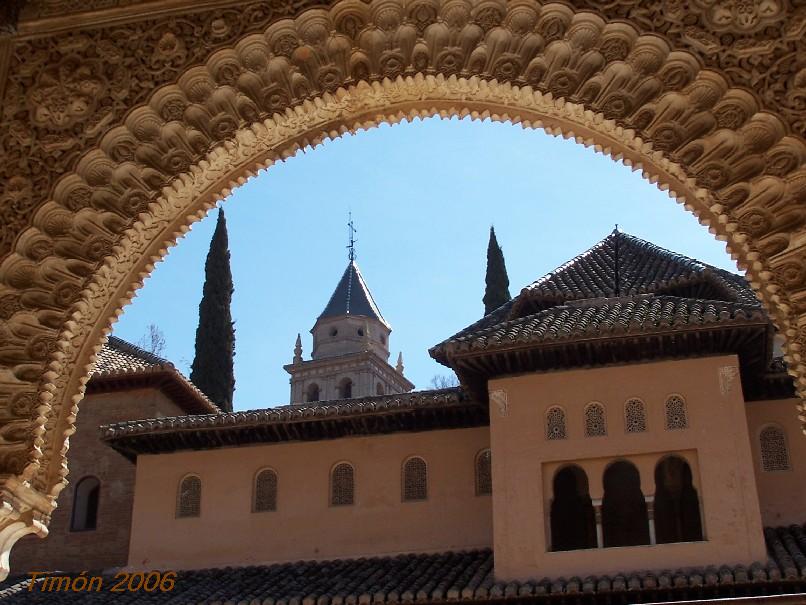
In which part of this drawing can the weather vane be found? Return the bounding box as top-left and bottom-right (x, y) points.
(347, 212), (357, 261)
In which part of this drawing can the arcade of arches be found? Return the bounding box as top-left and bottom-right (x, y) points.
(0, 0), (804, 578)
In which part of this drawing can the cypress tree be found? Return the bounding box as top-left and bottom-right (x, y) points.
(190, 208), (235, 412)
(483, 226), (511, 315)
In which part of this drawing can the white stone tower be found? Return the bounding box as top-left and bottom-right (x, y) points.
(284, 221), (413, 403)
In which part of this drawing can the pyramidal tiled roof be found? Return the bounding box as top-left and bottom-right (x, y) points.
(319, 261), (388, 326)
(430, 231), (767, 366)
(92, 336), (170, 375)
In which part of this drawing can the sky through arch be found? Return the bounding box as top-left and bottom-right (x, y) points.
(112, 116), (740, 410)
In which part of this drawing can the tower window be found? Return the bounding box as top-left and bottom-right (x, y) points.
(330, 328), (338, 337)
(306, 383), (320, 403)
(338, 377), (353, 399)
(357, 328), (364, 336)
(71, 476), (100, 532)
(380, 335), (386, 345)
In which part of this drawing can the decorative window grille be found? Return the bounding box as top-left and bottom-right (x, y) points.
(330, 463), (354, 506)
(475, 449), (492, 496)
(760, 425), (790, 472)
(584, 403), (607, 437)
(402, 457), (427, 501)
(664, 395), (688, 430)
(624, 399), (647, 433)
(177, 475), (201, 518)
(253, 469), (278, 512)
(546, 407), (567, 440)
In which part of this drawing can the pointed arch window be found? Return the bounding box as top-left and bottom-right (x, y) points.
(654, 456), (703, 543)
(546, 406), (567, 440)
(177, 475), (201, 518)
(665, 395), (688, 430)
(402, 456), (427, 501)
(253, 469), (278, 512)
(624, 398), (647, 433)
(306, 383), (320, 403)
(330, 462), (355, 506)
(602, 461), (649, 547)
(760, 425), (791, 472)
(475, 449), (492, 496)
(584, 402), (607, 437)
(71, 476), (100, 532)
(550, 465), (597, 551)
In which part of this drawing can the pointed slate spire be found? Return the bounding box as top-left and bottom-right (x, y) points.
(319, 261), (389, 326)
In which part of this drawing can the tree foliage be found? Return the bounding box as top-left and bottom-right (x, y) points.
(137, 324), (166, 357)
(190, 208), (236, 412)
(483, 226), (511, 315)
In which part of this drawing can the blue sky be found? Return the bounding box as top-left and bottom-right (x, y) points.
(112, 116), (739, 411)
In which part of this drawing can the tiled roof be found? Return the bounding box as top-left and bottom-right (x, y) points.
(436, 295), (768, 356)
(435, 230), (761, 352)
(101, 388), (485, 457)
(92, 336), (171, 375)
(89, 337), (220, 415)
(3, 524), (806, 604)
(319, 261), (388, 326)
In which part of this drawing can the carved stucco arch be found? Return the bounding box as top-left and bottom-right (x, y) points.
(0, 0), (804, 576)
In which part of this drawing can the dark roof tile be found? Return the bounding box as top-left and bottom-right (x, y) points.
(3, 524), (805, 603)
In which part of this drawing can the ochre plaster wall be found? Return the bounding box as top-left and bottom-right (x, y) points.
(489, 355), (767, 581)
(10, 389), (186, 573)
(746, 397), (806, 527)
(127, 427), (492, 570)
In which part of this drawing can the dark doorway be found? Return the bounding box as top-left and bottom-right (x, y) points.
(551, 465), (597, 551)
(602, 461), (649, 547)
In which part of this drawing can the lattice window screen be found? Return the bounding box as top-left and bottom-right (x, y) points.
(546, 407), (567, 440)
(475, 450), (492, 496)
(624, 399), (647, 433)
(253, 469), (278, 512)
(664, 396), (688, 430)
(402, 457), (428, 501)
(760, 426), (791, 472)
(330, 463), (354, 506)
(177, 476), (201, 518)
(584, 403), (607, 437)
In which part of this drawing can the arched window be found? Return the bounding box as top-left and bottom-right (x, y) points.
(546, 406), (567, 440)
(584, 402), (606, 437)
(602, 461), (649, 547)
(306, 383), (320, 403)
(253, 469), (278, 512)
(338, 378), (353, 399)
(551, 466), (597, 551)
(330, 462), (354, 506)
(760, 425), (791, 472)
(70, 476), (100, 532)
(177, 475), (201, 518)
(624, 398), (647, 433)
(475, 449), (492, 496)
(654, 456), (703, 543)
(402, 456), (427, 501)
(665, 395), (688, 430)
(376, 382), (385, 396)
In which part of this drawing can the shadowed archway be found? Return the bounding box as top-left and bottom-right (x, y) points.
(0, 0), (804, 577)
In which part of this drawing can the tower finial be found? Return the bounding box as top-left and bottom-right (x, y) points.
(347, 212), (357, 262)
(293, 333), (302, 364)
(396, 351), (404, 374)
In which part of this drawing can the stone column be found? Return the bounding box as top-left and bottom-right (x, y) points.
(593, 498), (604, 548)
(646, 496), (656, 545)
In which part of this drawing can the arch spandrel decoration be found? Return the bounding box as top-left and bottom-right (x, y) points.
(0, 0), (804, 578)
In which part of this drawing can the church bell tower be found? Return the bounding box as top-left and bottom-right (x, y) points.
(284, 218), (414, 404)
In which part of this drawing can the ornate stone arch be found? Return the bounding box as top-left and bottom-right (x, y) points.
(0, 0), (804, 576)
